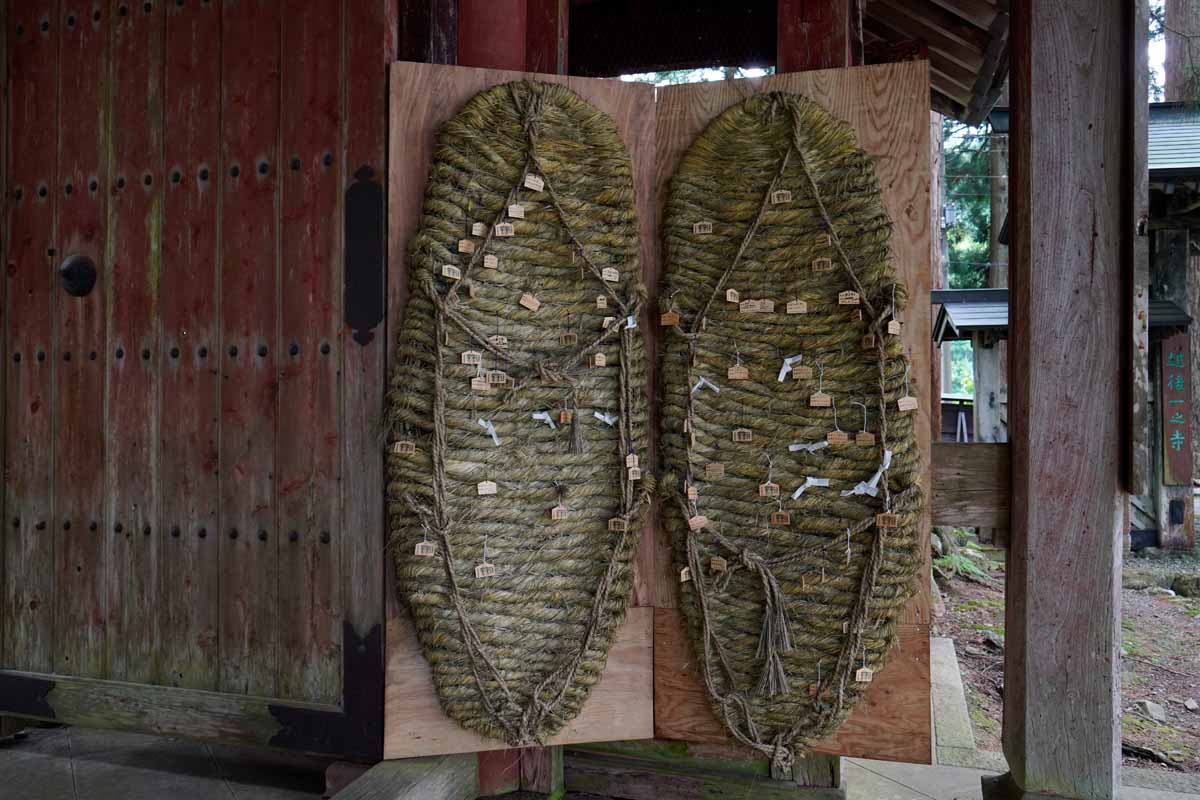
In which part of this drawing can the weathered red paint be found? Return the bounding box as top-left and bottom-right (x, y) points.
(277, 0), (343, 703)
(54, 0), (108, 684)
(3, 0), (59, 674)
(777, 0), (853, 72)
(160, 0), (222, 690)
(525, 0), (567, 74)
(219, 0), (281, 697)
(457, 0), (527, 70)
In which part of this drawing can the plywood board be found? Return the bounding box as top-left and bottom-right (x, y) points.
(385, 61), (657, 754)
(384, 607), (653, 759)
(651, 62), (933, 763)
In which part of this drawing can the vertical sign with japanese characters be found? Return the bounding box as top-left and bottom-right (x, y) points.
(1161, 333), (1192, 485)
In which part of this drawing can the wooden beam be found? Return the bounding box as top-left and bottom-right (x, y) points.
(525, 0), (568, 74)
(869, 2), (984, 71)
(777, 0), (852, 72)
(987, 0), (1134, 794)
(931, 443), (1010, 528)
(520, 746), (565, 796)
(457, 0), (526, 70)
(398, 0), (457, 64)
(332, 754), (477, 800)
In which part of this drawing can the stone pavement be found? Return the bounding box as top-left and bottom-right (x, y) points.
(3, 724), (1199, 799)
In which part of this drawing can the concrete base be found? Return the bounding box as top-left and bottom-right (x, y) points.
(981, 772), (1113, 800)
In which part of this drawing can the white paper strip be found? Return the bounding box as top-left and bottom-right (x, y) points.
(594, 410), (618, 426)
(625, 315), (638, 330)
(532, 411), (557, 430)
(789, 440), (829, 454)
(477, 418), (501, 447)
(840, 449), (893, 497)
(777, 353), (803, 382)
(792, 476), (830, 499)
(691, 375), (721, 394)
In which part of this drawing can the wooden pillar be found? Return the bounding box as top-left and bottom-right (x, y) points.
(776, 0), (854, 73)
(985, 0), (1140, 797)
(398, 0), (458, 64)
(930, 112), (945, 442)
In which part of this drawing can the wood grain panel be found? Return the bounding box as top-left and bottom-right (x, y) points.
(3, 0), (58, 673)
(160, 0), (221, 690)
(653, 609), (932, 765)
(385, 61), (657, 752)
(276, 0), (343, 705)
(651, 62), (933, 762)
(53, 0), (108, 682)
(384, 607), (653, 759)
(103, 0), (164, 684)
(931, 442), (1010, 528)
(218, 0), (280, 697)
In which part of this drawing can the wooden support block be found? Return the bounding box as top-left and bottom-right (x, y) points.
(477, 749), (521, 796)
(331, 754), (477, 799)
(520, 746), (565, 797)
(931, 443), (1010, 529)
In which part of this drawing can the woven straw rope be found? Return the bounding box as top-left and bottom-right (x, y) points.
(387, 82), (648, 746)
(660, 92), (923, 772)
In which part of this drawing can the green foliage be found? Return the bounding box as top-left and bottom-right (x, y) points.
(943, 119), (993, 290)
(933, 531), (996, 584)
(947, 339), (975, 397)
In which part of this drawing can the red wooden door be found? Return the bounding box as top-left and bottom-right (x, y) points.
(0, 0), (393, 758)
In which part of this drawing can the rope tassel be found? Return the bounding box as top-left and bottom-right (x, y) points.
(744, 550), (794, 697)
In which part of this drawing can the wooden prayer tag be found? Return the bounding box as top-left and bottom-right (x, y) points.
(687, 515), (708, 531)
(524, 173), (545, 191)
(477, 480), (498, 496)
(519, 293), (541, 312)
(392, 440), (416, 455)
(608, 517), (628, 533)
(827, 430), (849, 445)
(705, 463), (725, 480)
(725, 288), (740, 304)
(897, 395), (919, 413)
(875, 512), (899, 529)
(793, 365), (814, 380)
(843, 621), (851, 634)
(786, 299), (808, 315)
(808, 683), (819, 698)
(628, 466), (642, 481)
(560, 331), (578, 346)
(457, 239), (475, 254)
(414, 541), (437, 557)
(838, 290), (860, 306)
(488, 334), (508, 349)
(471, 221), (487, 236)
(661, 311), (681, 326)
(727, 364), (749, 380)
(487, 369), (508, 385)
(494, 222), (515, 237)
(855, 431), (876, 446)
(592, 352), (607, 368)
(680, 567), (692, 583)
(475, 563), (497, 579)
(602, 266), (620, 282)
(470, 377), (489, 392)
(558, 409), (573, 425)
(460, 350), (483, 366)
(812, 257), (833, 273)
(850, 309), (863, 322)
(815, 233), (832, 247)
(685, 482), (698, 500)
(855, 667), (874, 684)
(507, 203), (525, 219)
(464, 280), (477, 299)
(441, 264), (462, 281)
(483, 254), (499, 270)
(758, 481), (780, 498)
(770, 189), (792, 204)
(732, 428), (753, 443)
(770, 510), (791, 525)
(693, 221), (713, 235)
(549, 505), (569, 520)
(739, 299), (761, 314)
(596, 295), (607, 309)
(809, 391), (832, 408)
(888, 319), (902, 336)
(710, 556), (728, 572)
(862, 334), (876, 349)
(759, 299), (776, 313)
(626, 453), (639, 468)
(683, 418), (691, 433)
(603, 316), (617, 329)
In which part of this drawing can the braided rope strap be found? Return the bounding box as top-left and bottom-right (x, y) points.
(660, 92), (924, 771)
(387, 82), (649, 746)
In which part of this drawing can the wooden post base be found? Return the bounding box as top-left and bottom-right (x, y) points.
(0, 716), (28, 741)
(981, 772), (1097, 800)
(520, 746), (565, 798)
